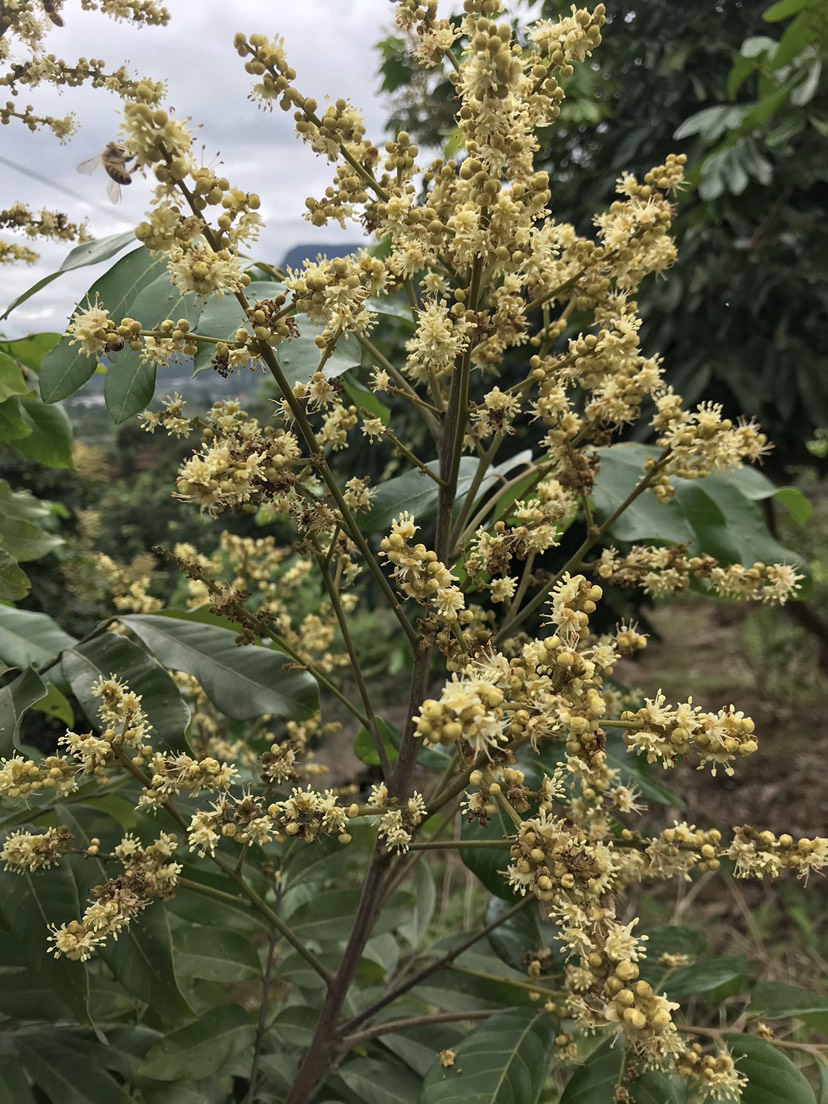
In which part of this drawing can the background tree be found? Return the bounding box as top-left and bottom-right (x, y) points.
(378, 0), (828, 476)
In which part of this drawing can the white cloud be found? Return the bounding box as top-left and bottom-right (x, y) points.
(1, 0), (400, 336)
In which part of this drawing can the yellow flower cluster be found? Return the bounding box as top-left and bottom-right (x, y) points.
(49, 832), (180, 962)
(380, 512), (467, 625)
(620, 692), (758, 776)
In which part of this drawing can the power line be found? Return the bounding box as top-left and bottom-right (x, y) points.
(0, 152), (132, 225)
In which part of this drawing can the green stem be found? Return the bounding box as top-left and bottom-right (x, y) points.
(495, 448), (672, 641)
(312, 540), (392, 781)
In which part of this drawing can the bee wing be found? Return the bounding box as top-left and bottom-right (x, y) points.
(106, 177), (123, 204)
(76, 155), (101, 175)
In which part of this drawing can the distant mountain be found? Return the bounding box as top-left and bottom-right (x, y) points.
(280, 243), (361, 270)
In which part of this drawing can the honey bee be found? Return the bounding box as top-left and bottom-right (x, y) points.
(76, 142), (135, 203)
(41, 0), (64, 26)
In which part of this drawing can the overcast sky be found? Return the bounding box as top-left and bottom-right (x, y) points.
(0, 0), (433, 337)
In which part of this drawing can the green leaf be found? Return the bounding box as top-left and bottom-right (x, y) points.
(0, 397), (34, 441)
(103, 905), (195, 1025)
(398, 861), (436, 951)
(1, 230), (137, 321)
(725, 1033), (817, 1104)
(61, 632), (191, 753)
(771, 486), (811, 525)
(17, 1032), (133, 1104)
(0, 332), (60, 372)
(591, 444), (695, 545)
(485, 896), (545, 973)
(39, 247), (165, 404)
(0, 550), (30, 601)
(0, 1052), (35, 1103)
(354, 716), (399, 767)
(29, 680), (74, 727)
(592, 445), (803, 568)
(57, 807), (195, 1025)
(190, 281), (280, 371)
(104, 269), (203, 423)
(0, 481), (63, 562)
(630, 1072), (684, 1104)
(0, 965), (72, 1021)
(174, 926), (261, 982)
(0, 665), (48, 753)
(0, 606), (77, 668)
(0, 352), (29, 401)
(277, 324), (363, 389)
(818, 1062), (828, 1104)
(121, 613), (318, 721)
(763, 0), (809, 21)
(138, 1004), (254, 1081)
(362, 456), (503, 534)
(343, 373), (391, 425)
(336, 1056), (422, 1104)
(460, 803), (516, 902)
(0, 864), (91, 1027)
(663, 956), (747, 1000)
(749, 982), (828, 1032)
(13, 400), (74, 468)
(420, 1009), (553, 1104)
(559, 1038), (622, 1103)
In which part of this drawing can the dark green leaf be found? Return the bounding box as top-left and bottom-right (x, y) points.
(559, 1038), (621, 1104)
(485, 896), (545, 973)
(61, 632), (191, 753)
(13, 400), (74, 468)
(362, 456), (499, 534)
(663, 956), (747, 1000)
(725, 1033), (817, 1104)
(398, 861), (436, 951)
(630, 1071), (684, 1104)
(0, 966), (72, 1021)
(1, 230), (137, 321)
(336, 1056), (421, 1104)
(174, 926), (261, 982)
(420, 1009), (553, 1104)
(0, 606), (76, 668)
(121, 613), (318, 721)
(749, 982), (828, 1032)
(343, 374), (391, 425)
(0, 481), (63, 562)
(0, 864), (91, 1027)
(17, 1032), (133, 1104)
(0, 666), (48, 753)
(57, 807), (195, 1025)
(138, 1004), (254, 1081)
(0, 1053), (35, 1103)
(102, 905), (195, 1024)
(460, 804), (516, 902)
